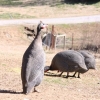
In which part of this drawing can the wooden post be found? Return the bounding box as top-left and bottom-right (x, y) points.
(50, 25), (66, 50)
(64, 35), (66, 49)
(71, 33), (74, 49)
(54, 36), (57, 50)
(50, 25), (55, 49)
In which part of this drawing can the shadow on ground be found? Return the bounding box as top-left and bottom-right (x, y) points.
(0, 89), (22, 94)
(44, 72), (78, 79)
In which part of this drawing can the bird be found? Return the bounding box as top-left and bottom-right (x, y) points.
(44, 50), (87, 78)
(72, 50), (96, 78)
(54, 50), (96, 78)
(21, 21), (47, 94)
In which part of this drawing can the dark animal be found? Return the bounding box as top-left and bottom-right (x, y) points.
(24, 26), (35, 33)
(57, 50), (96, 78)
(24, 26), (35, 37)
(72, 50), (96, 78)
(44, 50), (87, 78)
(21, 21), (47, 94)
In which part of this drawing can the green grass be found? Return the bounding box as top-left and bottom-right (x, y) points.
(44, 70), (99, 88)
(44, 71), (80, 85)
(55, 3), (77, 9)
(0, 0), (100, 7)
(11, 67), (21, 74)
(93, 1), (100, 8)
(0, 13), (36, 19)
(0, 0), (22, 6)
(1, 63), (6, 67)
(54, 1), (100, 9)
(44, 76), (68, 85)
(57, 24), (71, 28)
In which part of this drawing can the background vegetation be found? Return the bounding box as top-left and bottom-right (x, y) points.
(0, 0), (100, 6)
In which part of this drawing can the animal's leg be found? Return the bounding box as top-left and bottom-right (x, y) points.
(22, 85), (26, 94)
(66, 72), (69, 78)
(77, 72), (81, 78)
(72, 71), (77, 78)
(58, 72), (63, 77)
(21, 80), (26, 94)
(57, 70), (60, 73)
(33, 87), (40, 93)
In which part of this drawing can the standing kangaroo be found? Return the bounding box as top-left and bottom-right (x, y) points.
(21, 21), (47, 94)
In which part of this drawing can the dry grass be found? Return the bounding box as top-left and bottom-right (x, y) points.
(0, 22), (100, 49)
(0, 3), (100, 19)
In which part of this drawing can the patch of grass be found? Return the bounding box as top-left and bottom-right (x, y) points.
(57, 24), (72, 28)
(44, 74), (75, 85)
(93, 1), (100, 8)
(55, 3), (77, 9)
(1, 63), (6, 67)
(44, 77), (66, 85)
(0, 0), (22, 6)
(11, 67), (21, 74)
(0, 13), (36, 19)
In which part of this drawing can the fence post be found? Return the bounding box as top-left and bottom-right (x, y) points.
(50, 25), (55, 49)
(64, 35), (66, 49)
(71, 33), (74, 49)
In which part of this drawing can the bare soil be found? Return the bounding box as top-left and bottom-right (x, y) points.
(0, 25), (100, 100)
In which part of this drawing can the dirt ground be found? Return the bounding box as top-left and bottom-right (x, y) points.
(0, 26), (100, 100)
